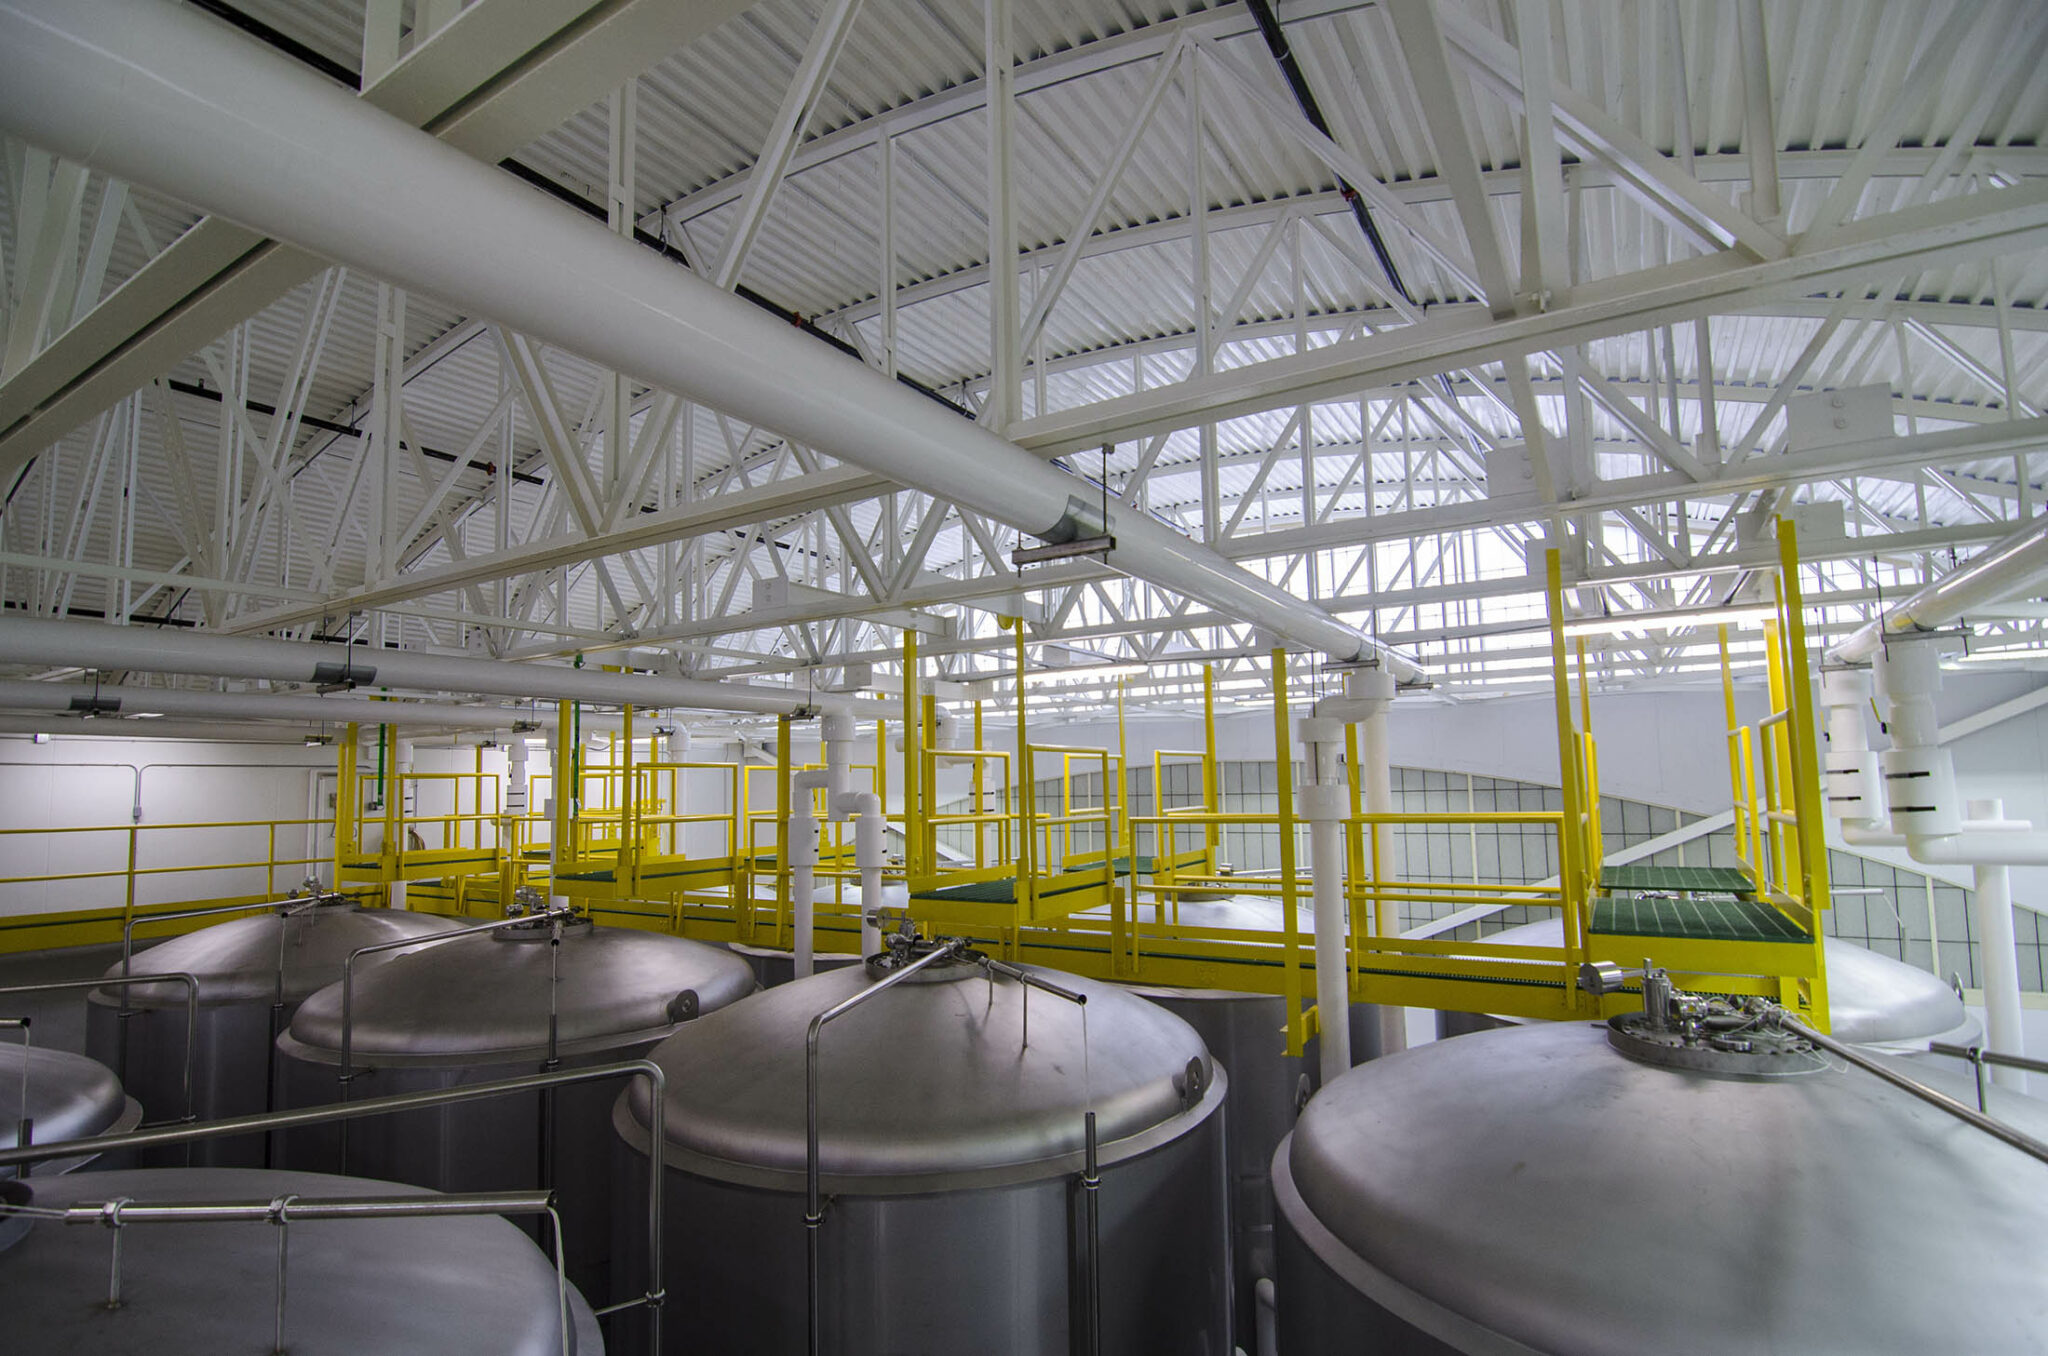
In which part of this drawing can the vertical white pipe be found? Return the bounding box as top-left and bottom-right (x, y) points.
(855, 795), (885, 958)
(1356, 672), (1407, 1056)
(1969, 798), (2028, 1092)
(788, 810), (819, 978)
(1298, 716), (1351, 1085)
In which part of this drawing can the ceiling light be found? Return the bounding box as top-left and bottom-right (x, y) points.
(1562, 605), (1777, 638)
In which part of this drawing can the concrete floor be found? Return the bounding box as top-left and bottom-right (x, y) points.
(0, 943), (123, 1055)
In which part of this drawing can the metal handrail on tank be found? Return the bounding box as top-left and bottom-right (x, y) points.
(0, 974), (201, 1131)
(0, 1058), (668, 1354)
(802, 935), (1101, 1356)
(55, 1189), (562, 1353)
(1774, 1012), (2048, 1167)
(1582, 961), (2048, 1168)
(334, 904), (577, 1168)
(1928, 1041), (2048, 1112)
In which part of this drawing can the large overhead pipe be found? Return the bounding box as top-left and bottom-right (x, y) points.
(0, 0), (1421, 682)
(0, 616), (832, 718)
(1830, 517), (2048, 665)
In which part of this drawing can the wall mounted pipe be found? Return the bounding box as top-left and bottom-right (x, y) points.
(0, 616), (838, 719)
(0, 0), (1422, 680)
(1831, 516), (2048, 664)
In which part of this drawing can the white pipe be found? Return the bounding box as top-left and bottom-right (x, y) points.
(1352, 671), (1408, 1057)
(506, 736), (529, 817)
(1831, 516), (2048, 664)
(849, 791), (886, 959)
(787, 806), (821, 979)
(0, 0), (1423, 679)
(1967, 803), (2028, 1093)
(0, 616), (834, 718)
(1817, 666), (1887, 829)
(1297, 713), (1353, 1086)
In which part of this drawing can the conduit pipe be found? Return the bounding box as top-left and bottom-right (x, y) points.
(0, 677), (638, 734)
(787, 710), (888, 975)
(0, 0), (1423, 680)
(1820, 644), (2041, 1089)
(1295, 667), (1398, 1085)
(0, 616), (840, 720)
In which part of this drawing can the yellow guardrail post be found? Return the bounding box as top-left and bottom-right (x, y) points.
(1545, 549), (1589, 1002)
(1202, 665), (1220, 872)
(1776, 517), (1832, 1028)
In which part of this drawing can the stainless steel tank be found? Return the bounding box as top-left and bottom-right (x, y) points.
(1109, 894), (1383, 1348)
(728, 941), (861, 988)
(1, 1166), (602, 1353)
(85, 897), (461, 1165)
(276, 915), (756, 1306)
(1274, 1015), (2048, 1355)
(0, 1041), (141, 1173)
(1430, 915), (1978, 1046)
(612, 942), (1233, 1354)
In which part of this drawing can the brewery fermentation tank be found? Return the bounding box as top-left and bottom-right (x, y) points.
(85, 895), (460, 1164)
(1274, 1012), (2048, 1354)
(276, 912), (756, 1304)
(612, 942), (1233, 1354)
(1432, 915), (1976, 1046)
(0, 1166), (602, 1353)
(0, 1039), (140, 1173)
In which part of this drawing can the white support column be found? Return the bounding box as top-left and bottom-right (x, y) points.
(1968, 799), (2028, 1093)
(878, 130), (897, 379)
(984, 0), (1020, 432)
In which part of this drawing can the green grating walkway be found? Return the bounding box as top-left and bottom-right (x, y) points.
(912, 875), (1103, 905)
(1590, 895), (1808, 943)
(1062, 855), (1157, 877)
(1599, 863), (1755, 895)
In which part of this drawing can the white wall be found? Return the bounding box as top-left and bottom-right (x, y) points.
(0, 733), (335, 917)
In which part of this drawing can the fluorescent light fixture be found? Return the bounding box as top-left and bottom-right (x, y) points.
(1562, 605), (1776, 638)
(1023, 662), (1148, 684)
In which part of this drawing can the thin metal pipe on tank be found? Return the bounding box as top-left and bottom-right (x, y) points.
(803, 943), (1100, 1356)
(804, 940), (969, 1356)
(1776, 1013), (2048, 1166)
(333, 906), (575, 1169)
(0, 1057), (668, 1355)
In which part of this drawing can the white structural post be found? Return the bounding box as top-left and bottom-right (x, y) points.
(1354, 669), (1407, 1055)
(1968, 798), (2029, 1093)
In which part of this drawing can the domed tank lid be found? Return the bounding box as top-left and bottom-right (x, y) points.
(1285, 1019), (2048, 1356)
(101, 898), (463, 1007)
(0, 1044), (139, 1172)
(1474, 915), (1970, 1045)
(619, 944), (1221, 1193)
(284, 921), (756, 1064)
(2, 1168), (597, 1353)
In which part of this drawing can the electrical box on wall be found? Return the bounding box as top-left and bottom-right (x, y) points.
(1785, 384), (1893, 450)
